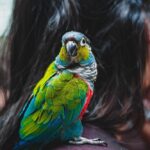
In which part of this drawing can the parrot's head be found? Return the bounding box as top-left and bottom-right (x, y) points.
(55, 31), (96, 69)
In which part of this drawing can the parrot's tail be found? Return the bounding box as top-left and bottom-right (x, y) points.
(13, 140), (30, 150)
(13, 140), (44, 150)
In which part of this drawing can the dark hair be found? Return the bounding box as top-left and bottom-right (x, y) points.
(0, 0), (80, 147)
(88, 0), (148, 132)
(0, 0), (149, 148)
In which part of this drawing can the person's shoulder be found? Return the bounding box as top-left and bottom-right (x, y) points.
(47, 123), (126, 150)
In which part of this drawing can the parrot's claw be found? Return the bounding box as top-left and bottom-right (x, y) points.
(69, 137), (107, 146)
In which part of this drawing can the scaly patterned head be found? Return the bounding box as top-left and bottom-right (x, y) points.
(55, 31), (96, 68)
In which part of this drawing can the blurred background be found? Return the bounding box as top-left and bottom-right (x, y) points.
(0, 0), (13, 37)
(0, 0), (13, 110)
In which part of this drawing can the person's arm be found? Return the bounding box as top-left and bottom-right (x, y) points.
(142, 18), (150, 146)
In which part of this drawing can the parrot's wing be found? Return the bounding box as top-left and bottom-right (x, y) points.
(19, 71), (91, 142)
(33, 61), (57, 95)
(19, 62), (57, 117)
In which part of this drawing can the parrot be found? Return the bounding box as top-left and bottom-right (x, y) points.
(14, 31), (107, 150)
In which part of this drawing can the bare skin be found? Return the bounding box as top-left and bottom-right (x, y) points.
(142, 18), (150, 145)
(0, 89), (5, 111)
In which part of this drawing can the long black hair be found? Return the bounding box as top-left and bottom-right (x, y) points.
(0, 0), (149, 148)
(0, 0), (80, 147)
(88, 0), (148, 131)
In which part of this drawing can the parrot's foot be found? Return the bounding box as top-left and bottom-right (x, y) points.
(69, 137), (107, 146)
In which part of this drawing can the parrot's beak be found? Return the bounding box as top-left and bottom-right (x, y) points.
(66, 41), (77, 57)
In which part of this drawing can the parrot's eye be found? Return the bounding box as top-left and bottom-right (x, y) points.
(80, 38), (86, 46)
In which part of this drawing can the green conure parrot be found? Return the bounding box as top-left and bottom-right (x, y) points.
(14, 31), (106, 150)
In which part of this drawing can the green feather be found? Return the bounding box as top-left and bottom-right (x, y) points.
(20, 70), (88, 141)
